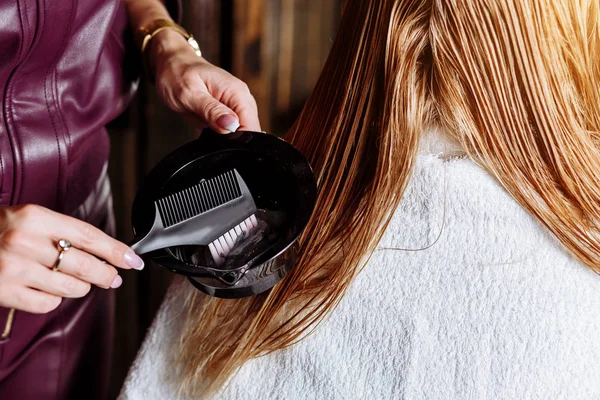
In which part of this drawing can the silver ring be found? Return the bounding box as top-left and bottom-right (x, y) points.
(53, 239), (72, 271)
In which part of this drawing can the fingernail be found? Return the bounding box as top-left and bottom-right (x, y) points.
(217, 115), (240, 133)
(110, 275), (123, 289)
(125, 250), (144, 270)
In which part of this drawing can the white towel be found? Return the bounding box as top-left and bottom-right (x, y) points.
(120, 132), (600, 400)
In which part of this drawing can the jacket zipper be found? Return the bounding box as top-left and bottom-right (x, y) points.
(1, 308), (16, 340)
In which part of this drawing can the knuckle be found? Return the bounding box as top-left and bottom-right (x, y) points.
(181, 69), (199, 88)
(1, 229), (26, 250)
(12, 289), (28, 309)
(203, 103), (223, 121)
(79, 223), (98, 246)
(111, 245), (125, 267)
(179, 70), (201, 97)
(79, 282), (92, 297)
(37, 296), (61, 314)
(104, 267), (118, 288)
(0, 283), (12, 306)
(59, 276), (77, 296)
(75, 256), (94, 280)
(17, 204), (39, 220)
(238, 81), (251, 93)
(0, 258), (11, 275)
(249, 93), (258, 108)
(173, 83), (187, 102)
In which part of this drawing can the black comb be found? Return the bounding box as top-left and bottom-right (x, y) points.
(130, 169), (257, 256)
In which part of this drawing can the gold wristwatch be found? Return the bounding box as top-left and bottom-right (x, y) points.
(138, 19), (202, 82)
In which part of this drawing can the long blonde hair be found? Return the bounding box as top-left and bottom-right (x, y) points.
(177, 0), (600, 396)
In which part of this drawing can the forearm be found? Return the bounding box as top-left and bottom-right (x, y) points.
(124, 0), (172, 34)
(123, 0), (261, 132)
(124, 0), (191, 79)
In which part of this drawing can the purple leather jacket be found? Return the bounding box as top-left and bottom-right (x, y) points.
(0, 0), (179, 214)
(0, 0), (178, 398)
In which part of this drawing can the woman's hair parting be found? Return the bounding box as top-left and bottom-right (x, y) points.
(176, 0), (600, 396)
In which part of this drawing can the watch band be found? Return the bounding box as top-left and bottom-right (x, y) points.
(138, 19), (202, 82)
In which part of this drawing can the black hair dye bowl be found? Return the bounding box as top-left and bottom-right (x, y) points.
(130, 129), (317, 298)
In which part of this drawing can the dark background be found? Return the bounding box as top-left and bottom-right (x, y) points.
(107, 0), (342, 397)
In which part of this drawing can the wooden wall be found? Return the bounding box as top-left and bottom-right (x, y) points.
(107, 0), (342, 397)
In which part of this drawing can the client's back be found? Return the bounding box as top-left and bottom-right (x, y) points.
(121, 0), (600, 398)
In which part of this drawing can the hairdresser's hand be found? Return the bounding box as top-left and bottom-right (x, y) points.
(149, 29), (261, 133)
(0, 205), (144, 314)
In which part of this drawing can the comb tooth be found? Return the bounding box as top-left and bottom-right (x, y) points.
(156, 199), (166, 224)
(167, 194), (176, 224)
(180, 191), (190, 221)
(182, 189), (193, 220)
(199, 185), (206, 212)
(170, 194), (180, 225)
(163, 199), (172, 225)
(173, 192), (183, 222)
(199, 182), (210, 211)
(232, 171), (242, 196)
(213, 176), (223, 205)
(201, 181), (212, 211)
(162, 197), (171, 226)
(195, 182), (204, 211)
(203, 180), (214, 209)
(199, 183), (209, 213)
(201, 180), (210, 209)
(164, 195), (175, 226)
(213, 174), (223, 204)
(192, 189), (200, 216)
(192, 185), (203, 213)
(176, 191), (186, 221)
(189, 186), (201, 215)
(211, 177), (221, 207)
(182, 189), (193, 218)
(218, 174), (230, 203)
(173, 192), (184, 222)
(224, 172), (236, 200)
(224, 171), (235, 199)
(228, 170), (241, 197)
(220, 172), (232, 200)
(213, 175), (223, 205)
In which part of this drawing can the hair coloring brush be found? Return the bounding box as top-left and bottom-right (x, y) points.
(130, 169), (258, 263)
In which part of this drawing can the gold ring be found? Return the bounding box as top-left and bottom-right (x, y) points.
(53, 239), (72, 271)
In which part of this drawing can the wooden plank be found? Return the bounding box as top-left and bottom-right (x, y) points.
(232, 0), (272, 131)
(185, 0), (221, 62)
(307, 0), (323, 90)
(276, 0), (295, 113)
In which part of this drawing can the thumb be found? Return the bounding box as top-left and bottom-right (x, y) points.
(192, 92), (240, 134)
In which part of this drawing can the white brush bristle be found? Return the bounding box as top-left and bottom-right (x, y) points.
(209, 214), (258, 265)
